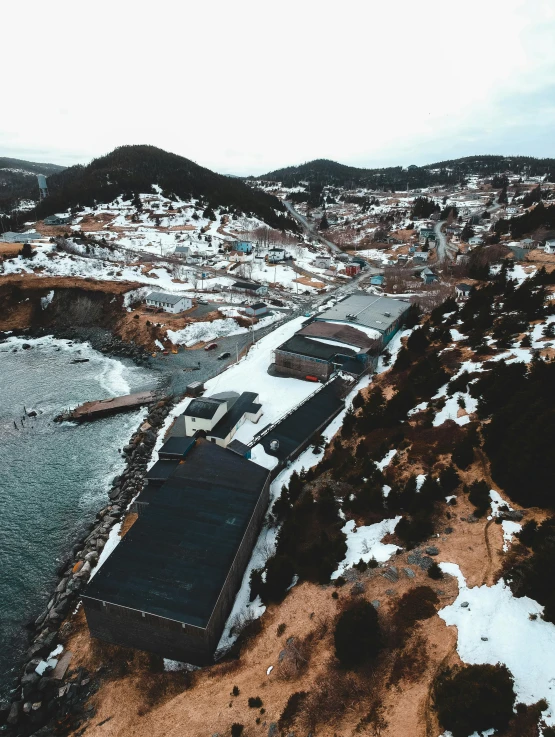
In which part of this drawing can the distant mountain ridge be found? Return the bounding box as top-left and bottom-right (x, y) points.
(0, 157), (65, 176)
(27, 145), (297, 232)
(258, 155), (555, 190)
(0, 158), (66, 212)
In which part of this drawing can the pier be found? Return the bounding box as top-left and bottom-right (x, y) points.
(55, 390), (158, 422)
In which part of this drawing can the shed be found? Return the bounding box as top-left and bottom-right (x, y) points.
(245, 302), (269, 317)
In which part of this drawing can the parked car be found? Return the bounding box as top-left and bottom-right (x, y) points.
(217, 351), (231, 361)
(197, 298), (209, 305)
(204, 342), (218, 351)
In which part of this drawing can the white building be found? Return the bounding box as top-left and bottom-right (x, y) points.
(268, 247), (287, 263)
(183, 392), (263, 447)
(145, 292), (192, 313)
(544, 239), (555, 255)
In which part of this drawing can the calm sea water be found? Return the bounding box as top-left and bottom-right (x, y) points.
(0, 336), (156, 696)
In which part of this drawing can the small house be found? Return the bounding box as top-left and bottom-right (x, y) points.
(186, 254), (204, 265)
(314, 256), (331, 269)
(145, 292), (192, 313)
(345, 263), (361, 277)
(419, 226), (436, 239)
(183, 392), (263, 447)
(267, 247), (287, 263)
(520, 238), (537, 250)
(413, 251), (429, 263)
(43, 214), (72, 226)
(229, 250), (249, 263)
(370, 275), (385, 286)
(231, 240), (253, 254)
(544, 239), (555, 255)
(468, 236), (484, 246)
(455, 283), (472, 301)
(420, 267), (438, 285)
(244, 302), (269, 317)
(174, 245), (190, 257)
(232, 281), (268, 296)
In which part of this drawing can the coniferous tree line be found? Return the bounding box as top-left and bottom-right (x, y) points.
(11, 146), (298, 233)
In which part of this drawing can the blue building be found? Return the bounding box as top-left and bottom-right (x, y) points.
(370, 275), (385, 286)
(232, 240), (253, 254)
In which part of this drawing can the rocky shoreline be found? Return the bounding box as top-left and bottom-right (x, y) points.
(0, 326), (152, 366)
(0, 397), (175, 736)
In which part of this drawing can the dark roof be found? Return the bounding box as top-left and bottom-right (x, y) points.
(84, 441), (270, 629)
(248, 302), (267, 310)
(259, 379), (344, 461)
(158, 435), (196, 459)
(277, 334), (358, 362)
(184, 397), (225, 420)
(456, 283), (472, 292)
(227, 439), (251, 457)
(233, 281), (264, 290)
(298, 321), (376, 349)
(209, 392), (261, 440)
(145, 459), (180, 481)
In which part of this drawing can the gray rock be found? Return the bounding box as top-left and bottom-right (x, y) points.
(268, 726), (278, 737)
(425, 546), (439, 556)
(403, 567), (416, 578)
(350, 582), (365, 595)
(24, 659), (41, 675)
(371, 600), (380, 609)
(7, 701), (21, 725)
(461, 601), (469, 608)
(500, 510), (524, 522)
(481, 636), (488, 641)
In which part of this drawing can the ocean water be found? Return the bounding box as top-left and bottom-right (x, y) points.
(0, 336), (156, 696)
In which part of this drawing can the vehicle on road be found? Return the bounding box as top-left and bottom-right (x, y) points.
(217, 351), (231, 360)
(204, 342), (218, 351)
(197, 298), (209, 305)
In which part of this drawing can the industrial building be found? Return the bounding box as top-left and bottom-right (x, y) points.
(314, 293), (410, 347)
(273, 294), (409, 381)
(83, 440), (271, 665)
(274, 321), (380, 381)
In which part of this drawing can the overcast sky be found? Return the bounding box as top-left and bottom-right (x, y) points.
(3, 0), (555, 175)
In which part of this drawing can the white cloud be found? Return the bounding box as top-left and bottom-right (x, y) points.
(2, 0), (555, 173)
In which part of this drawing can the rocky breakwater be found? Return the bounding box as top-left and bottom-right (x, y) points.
(0, 398), (175, 736)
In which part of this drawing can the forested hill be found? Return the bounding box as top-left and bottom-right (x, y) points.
(30, 146), (297, 232)
(258, 155), (555, 190)
(0, 157), (66, 210)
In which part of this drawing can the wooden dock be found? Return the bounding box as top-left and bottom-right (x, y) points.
(56, 390), (157, 422)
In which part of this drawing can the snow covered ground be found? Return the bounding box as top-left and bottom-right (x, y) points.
(439, 565), (555, 726)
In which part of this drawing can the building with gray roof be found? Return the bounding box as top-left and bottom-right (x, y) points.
(145, 292), (192, 314)
(314, 293), (410, 346)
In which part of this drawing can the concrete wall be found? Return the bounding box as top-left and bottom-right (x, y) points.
(83, 598), (213, 665)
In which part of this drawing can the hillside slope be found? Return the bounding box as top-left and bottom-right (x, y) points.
(0, 157), (66, 211)
(259, 155), (555, 190)
(31, 146), (297, 232)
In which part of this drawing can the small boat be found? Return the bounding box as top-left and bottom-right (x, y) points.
(71, 358), (90, 364)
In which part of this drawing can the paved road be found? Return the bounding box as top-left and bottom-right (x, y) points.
(434, 220), (451, 261)
(284, 201), (342, 254)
